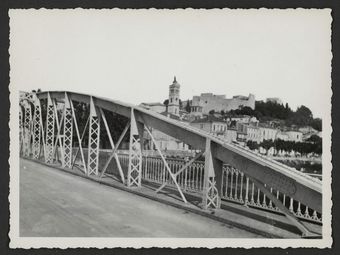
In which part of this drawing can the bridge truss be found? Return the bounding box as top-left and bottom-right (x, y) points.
(19, 91), (322, 237)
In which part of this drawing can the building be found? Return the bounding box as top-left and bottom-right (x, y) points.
(227, 115), (259, 125)
(258, 124), (278, 142)
(190, 93), (255, 117)
(141, 77), (190, 153)
(298, 126), (321, 141)
(190, 116), (228, 136)
(246, 124), (262, 143)
(276, 131), (289, 141)
(236, 122), (248, 143)
(144, 128), (189, 152)
(285, 130), (303, 142)
(168, 76), (180, 116)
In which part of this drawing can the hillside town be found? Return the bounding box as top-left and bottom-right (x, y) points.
(140, 77), (322, 174)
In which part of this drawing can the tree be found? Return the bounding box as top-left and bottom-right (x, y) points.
(247, 140), (259, 150)
(307, 134), (322, 143)
(261, 139), (274, 151)
(185, 100), (191, 113)
(289, 105), (313, 126)
(310, 118), (322, 131)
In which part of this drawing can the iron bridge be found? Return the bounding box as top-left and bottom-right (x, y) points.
(19, 91), (322, 238)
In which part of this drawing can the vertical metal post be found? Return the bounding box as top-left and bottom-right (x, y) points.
(45, 93), (55, 164)
(87, 96), (100, 176)
(127, 108), (143, 188)
(202, 138), (222, 210)
(32, 95), (42, 160)
(23, 100), (32, 158)
(63, 93), (73, 168)
(19, 106), (23, 155)
(69, 97), (87, 173)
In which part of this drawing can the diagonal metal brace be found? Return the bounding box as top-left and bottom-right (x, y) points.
(100, 120), (130, 178)
(156, 151), (204, 194)
(144, 125), (188, 204)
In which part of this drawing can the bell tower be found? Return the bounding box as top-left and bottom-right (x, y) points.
(168, 76), (180, 116)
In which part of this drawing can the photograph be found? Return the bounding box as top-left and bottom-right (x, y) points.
(8, 8), (332, 248)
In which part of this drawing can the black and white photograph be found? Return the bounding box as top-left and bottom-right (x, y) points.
(8, 8), (332, 248)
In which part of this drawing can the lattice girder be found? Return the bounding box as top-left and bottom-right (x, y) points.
(32, 99), (42, 160)
(127, 109), (143, 188)
(22, 101), (32, 158)
(45, 93), (55, 164)
(202, 138), (223, 210)
(63, 93), (73, 168)
(87, 97), (100, 176)
(19, 106), (23, 154)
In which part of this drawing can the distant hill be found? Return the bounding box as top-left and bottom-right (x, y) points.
(226, 101), (322, 131)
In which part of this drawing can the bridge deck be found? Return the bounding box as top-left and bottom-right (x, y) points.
(20, 159), (262, 238)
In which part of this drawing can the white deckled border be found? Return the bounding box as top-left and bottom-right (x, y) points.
(8, 8), (332, 248)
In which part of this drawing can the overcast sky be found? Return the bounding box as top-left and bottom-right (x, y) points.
(9, 9), (331, 118)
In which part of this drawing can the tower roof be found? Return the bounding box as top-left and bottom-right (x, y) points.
(170, 76), (180, 87)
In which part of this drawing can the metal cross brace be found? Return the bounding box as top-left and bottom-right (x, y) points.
(99, 108), (125, 184)
(69, 96), (87, 174)
(156, 151), (204, 194)
(71, 116), (89, 169)
(100, 120), (130, 179)
(144, 125), (188, 204)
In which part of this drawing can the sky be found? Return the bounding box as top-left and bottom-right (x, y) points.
(9, 9), (332, 118)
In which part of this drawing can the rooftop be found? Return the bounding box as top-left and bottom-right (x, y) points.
(190, 115), (225, 124)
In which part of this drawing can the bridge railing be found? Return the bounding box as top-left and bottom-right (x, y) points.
(113, 152), (322, 224)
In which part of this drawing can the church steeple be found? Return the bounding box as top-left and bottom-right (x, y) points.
(168, 76), (180, 116)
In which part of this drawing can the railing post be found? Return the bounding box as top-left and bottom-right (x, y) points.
(244, 177), (249, 206)
(87, 96), (100, 176)
(63, 93), (73, 168)
(127, 108), (143, 188)
(45, 92), (55, 164)
(202, 138), (222, 210)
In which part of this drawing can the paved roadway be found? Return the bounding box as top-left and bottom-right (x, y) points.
(20, 159), (261, 238)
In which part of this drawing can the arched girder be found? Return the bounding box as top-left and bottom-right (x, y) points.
(36, 91), (322, 213)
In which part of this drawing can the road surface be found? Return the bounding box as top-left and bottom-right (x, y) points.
(20, 158), (261, 238)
